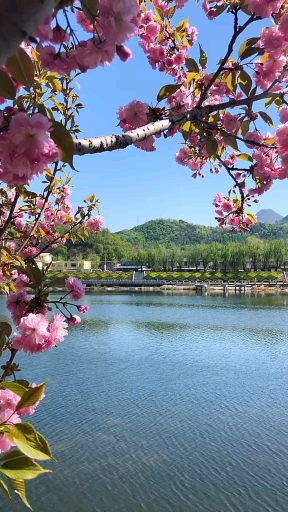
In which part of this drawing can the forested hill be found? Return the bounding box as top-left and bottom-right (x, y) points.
(117, 218), (288, 247)
(60, 218), (288, 264)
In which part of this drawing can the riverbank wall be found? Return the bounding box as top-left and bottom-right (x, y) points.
(48, 281), (288, 295)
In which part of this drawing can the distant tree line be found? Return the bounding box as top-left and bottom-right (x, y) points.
(129, 238), (288, 272)
(53, 229), (288, 272)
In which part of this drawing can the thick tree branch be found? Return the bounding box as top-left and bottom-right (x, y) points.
(198, 13), (259, 106)
(0, 0), (59, 67)
(74, 87), (288, 156)
(0, 192), (19, 240)
(74, 118), (173, 155)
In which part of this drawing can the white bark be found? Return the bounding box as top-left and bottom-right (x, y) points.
(0, 0), (59, 67)
(74, 119), (173, 155)
(73, 86), (288, 156)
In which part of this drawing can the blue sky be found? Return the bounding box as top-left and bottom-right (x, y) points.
(67, 3), (288, 232)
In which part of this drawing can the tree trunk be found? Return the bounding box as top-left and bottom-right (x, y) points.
(0, 0), (59, 67)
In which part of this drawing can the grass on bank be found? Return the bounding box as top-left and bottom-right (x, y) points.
(145, 271), (280, 282)
(47, 271), (281, 283)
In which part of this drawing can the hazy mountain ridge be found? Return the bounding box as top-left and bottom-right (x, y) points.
(256, 209), (284, 224)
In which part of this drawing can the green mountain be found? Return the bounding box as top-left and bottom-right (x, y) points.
(279, 214), (288, 225)
(59, 218), (288, 266)
(117, 218), (288, 247)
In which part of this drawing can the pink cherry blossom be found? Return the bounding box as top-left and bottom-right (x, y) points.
(0, 390), (21, 452)
(18, 383), (45, 416)
(47, 313), (68, 345)
(12, 313), (50, 354)
(279, 108), (288, 124)
(98, 0), (139, 45)
(245, 0), (282, 18)
(69, 315), (81, 326)
(7, 290), (28, 325)
(118, 100), (149, 129)
(33, 14), (53, 42)
(65, 277), (85, 301)
(0, 113), (59, 185)
(77, 305), (89, 313)
(222, 113), (240, 134)
(86, 215), (104, 233)
(116, 44), (133, 62)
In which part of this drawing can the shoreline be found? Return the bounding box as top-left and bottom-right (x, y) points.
(47, 283), (288, 295)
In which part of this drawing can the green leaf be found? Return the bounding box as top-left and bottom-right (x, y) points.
(238, 153), (253, 162)
(0, 70), (16, 100)
(238, 70), (252, 96)
(5, 48), (34, 88)
(239, 46), (261, 62)
(0, 322), (12, 339)
(175, 19), (189, 32)
(0, 478), (11, 500)
(6, 424), (55, 461)
(199, 44), (207, 68)
(154, 6), (164, 20)
(185, 58), (199, 73)
(265, 137), (276, 145)
(205, 138), (218, 157)
(50, 120), (75, 169)
(157, 83), (182, 102)
(0, 449), (25, 463)
(37, 103), (47, 116)
(168, 5), (176, 19)
(274, 97), (283, 110)
(238, 37), (260, 59)
(181, 121), (193, 142)
(186, 72), (199, 84)
(0, 456), (51, 480)
(213, 3), (227, 16)
(223, 134), (239, 151)
(23, 263), (42, 289)
(80, 0), (99, 22)
(240, 120), (250, 136)
(0, 322), (12, 358)
(258, 111), (274, 127)
(227, 72), (237, 94)
(0, 382), (27, 397)
(16, 383), (46, 412)
(11, 479), (32, 510)
(15, 380), (30, 389)
(265, 96), (274, 110)
(247, 212), (257, 223)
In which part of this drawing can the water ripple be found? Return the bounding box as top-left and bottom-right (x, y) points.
(1, 293), (288, 512)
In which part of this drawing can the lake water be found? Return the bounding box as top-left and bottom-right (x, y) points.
(1, 292), (288, 511)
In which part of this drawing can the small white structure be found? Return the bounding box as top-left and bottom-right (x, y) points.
(50, 260), (92, 272)
(35, 253), (53, 269)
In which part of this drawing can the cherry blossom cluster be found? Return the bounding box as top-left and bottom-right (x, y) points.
(36, 0), (140, 74)
(0, 111), (59, 185)
(255, 14), (288, 90)
(6, 276), (87, 355)
(116, 1), (288, 230)
(117, 100), (157, 151)
(138, 7), (197, 82)
(0, 386), (45, 453)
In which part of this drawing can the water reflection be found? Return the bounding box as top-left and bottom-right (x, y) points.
(1, 293), (288, 512)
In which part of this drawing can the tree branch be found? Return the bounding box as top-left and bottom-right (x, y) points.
(0, 192), (19, 240)
(197, 13), (260, 106)
(0, 0), (59, 67)
(74, 87), (288, 155)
